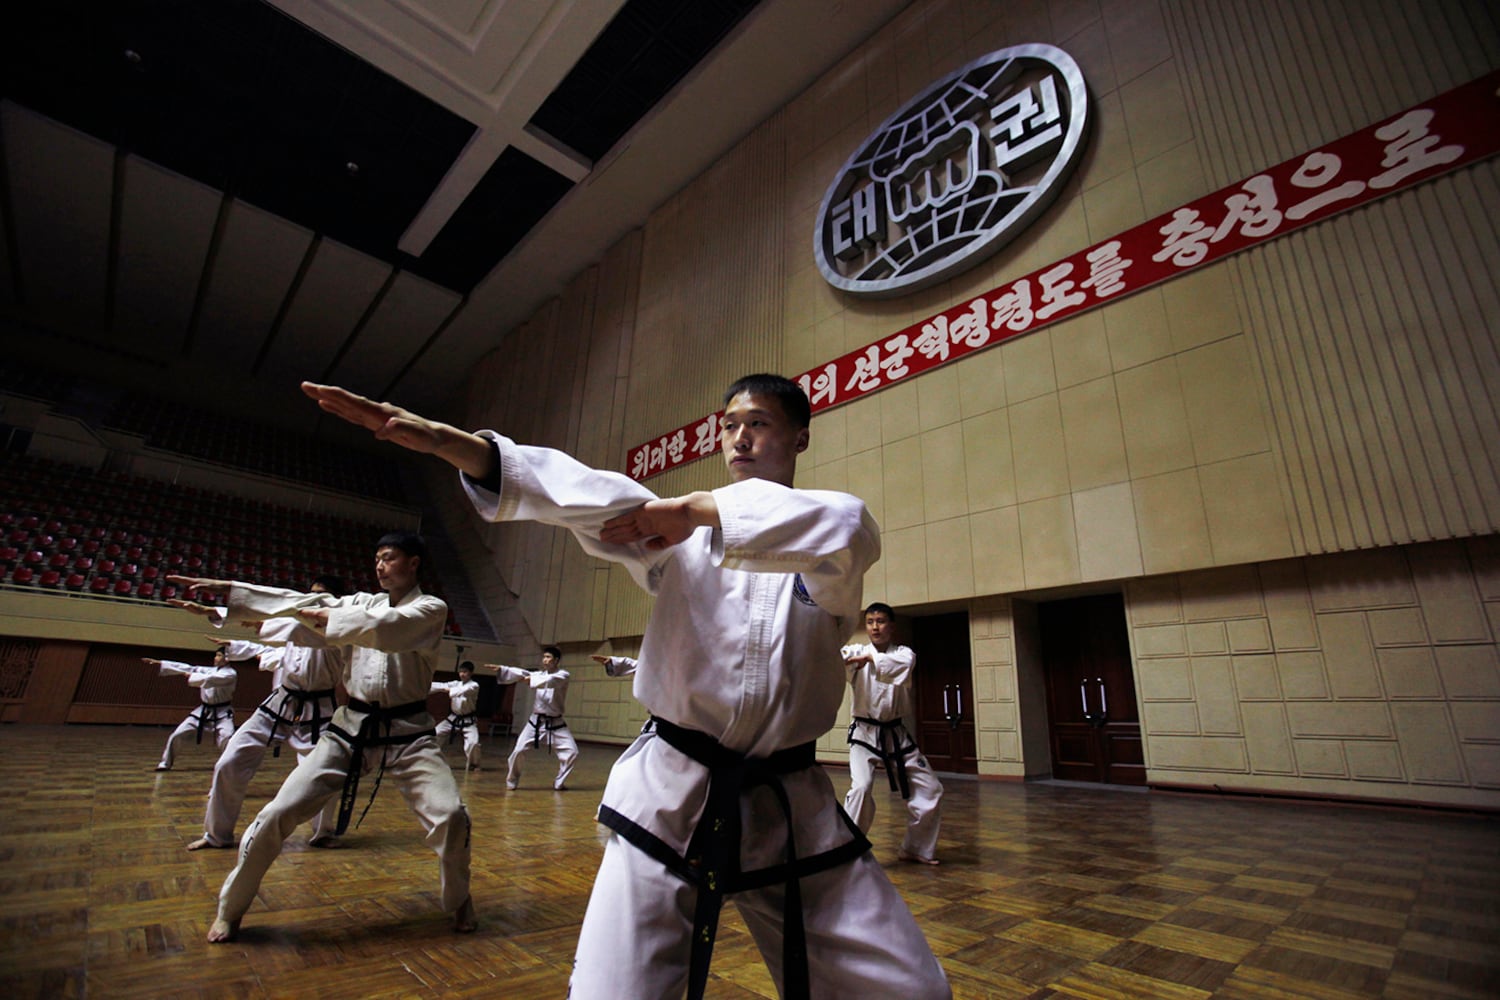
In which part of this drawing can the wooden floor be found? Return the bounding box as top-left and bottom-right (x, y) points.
(1, 726), (1497, 999)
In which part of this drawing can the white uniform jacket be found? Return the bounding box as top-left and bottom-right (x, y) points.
(160, 660), (238, 704)
(843, 643), (916, 722)
(432, 678), (480, 717)
(601, 656), (638, 678)
(226, 582), (448, 738)
(495, 666), (569, 717)
(462, 432), (879, 872)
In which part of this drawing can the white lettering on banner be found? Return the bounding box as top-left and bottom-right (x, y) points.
(1082, 241), (1131, 296)
(630, 446), (649, 480)
(691, 416), (718, 458)
(1285, 152), (1366, 221)
(1035, 261), (1087, 320)
(1369, 110), (1463, 188)
(990, 279), (1035, 332)
(798, 364), (838, 407)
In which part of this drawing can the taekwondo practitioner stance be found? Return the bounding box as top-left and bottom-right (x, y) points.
(168, 532), (476, 943)
(843, 602), (944, 865)
(490, 646), (576, 790)
(302, 375), (951, 1000)
(167, 576), (349, 851)
(432, 660), (483, 771)
(148, 646), (239, 771)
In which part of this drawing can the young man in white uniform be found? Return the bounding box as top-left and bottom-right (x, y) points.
(302, 375), (950, 1000)
(843, 602), (944, 865)
(148, 647), (239, 770)
(168, 533), (476, 943)
(491, 646), (577, 789)
(432, 660), (483, 771)
(168, 576), (348, 851)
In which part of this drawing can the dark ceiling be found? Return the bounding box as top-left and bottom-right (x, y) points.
(5, 0), (759, 296)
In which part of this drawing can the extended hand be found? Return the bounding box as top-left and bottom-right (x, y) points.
(301, 382), (444, 453)
(599, 493), (716, 551)
(168, 598), (219, 617)
(166, 576), (230, 598)
(297, 608), (331, 629)
(301, 382), (494, 477)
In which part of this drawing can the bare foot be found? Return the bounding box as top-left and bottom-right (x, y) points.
(207, 917), (239, 943)
(898, 850), (941, 866)
(452, 896), (477, 933)
(308, 835), (342, 849)
(187, 836), (232, 851)
(155, 764), (170, 772)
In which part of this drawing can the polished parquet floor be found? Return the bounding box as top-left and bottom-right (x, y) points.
(0, 725), (1496, 999)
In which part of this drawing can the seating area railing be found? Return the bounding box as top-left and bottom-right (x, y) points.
(0, 452), (466, 637)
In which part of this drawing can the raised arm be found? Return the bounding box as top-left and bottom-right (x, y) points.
(301, 382), (494, 480)
(591, 654), (638, 678)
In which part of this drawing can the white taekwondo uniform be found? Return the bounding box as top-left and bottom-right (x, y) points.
(213, 582), (471, 929)
(462, 432), (949, 1000)
(495, 665), (576, 789)
(432, 675), (482, 770)
(842, 641), (944, 862)
(156, 659), (238, 769)
(195, 618), (346, 846)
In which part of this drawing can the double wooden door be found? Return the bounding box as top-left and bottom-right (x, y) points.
(1038, 594), (1145, 785)
(909, 611), (977, 774)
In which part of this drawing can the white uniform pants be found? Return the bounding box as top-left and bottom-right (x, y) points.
(158, 706), (236, 768)
(435, 716), (482, 769)
(569, 833), (951, 1000)
(844, 741), (944, 862)
(200, 703), (338, 846)
(507, 717), (577, 789)
(217, 730), (471, 924)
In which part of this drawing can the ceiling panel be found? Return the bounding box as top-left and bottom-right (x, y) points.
(259, 239), (394, 391)
(3, 104), (114, 339)
(113, 157), (220, 360)
(192, 201), (317, 373)
(326, 271), (462, 389)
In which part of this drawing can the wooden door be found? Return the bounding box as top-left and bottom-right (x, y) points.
(909, 611), (977, 774)
(1038, 594), (1145, 785)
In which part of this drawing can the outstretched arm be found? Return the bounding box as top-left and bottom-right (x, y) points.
(302, 382), (494, 480)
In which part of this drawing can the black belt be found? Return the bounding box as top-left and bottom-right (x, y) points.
(599, 717), (869, 1000)
(257, 685), (337, 757)
(444, 711), (478, 742)
(527, 713), (566, 754)
(195, 699), (234, 744)
(847, 716), (919, 800)
(327, 698), (434, 835)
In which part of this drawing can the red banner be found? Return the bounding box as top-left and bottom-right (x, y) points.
(627, 69), (1500, 481)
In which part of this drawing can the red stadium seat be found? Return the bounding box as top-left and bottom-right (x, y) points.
(12, 566), (35, 585)
(39, 569), (61, 587)
(89, 577), (110, 594)
(49, 552), (70, 569)
(136, 582), (156, 599)
(114, 579), (133, 595)
(65, 573), (86, 590)
(97, 559), (116, 575)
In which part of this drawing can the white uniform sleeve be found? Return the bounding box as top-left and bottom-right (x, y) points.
(156, 659), (196, 678)
(461, 432), (668, 591)
(221, 639), (274, 663)
(493, 665), (530, 686)
(868, 645), (915, 686)
(711, 478), (879, 623)
(530, 669), (569, 689)
(604, 656), (638, 678)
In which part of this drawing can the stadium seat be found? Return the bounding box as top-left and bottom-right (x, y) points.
(89, 577), (110, 594)
(65, 573), (86, 591)
(39, 569), (61, 587)
(114, 579), (133, 595)
(12, 566), (35, 585)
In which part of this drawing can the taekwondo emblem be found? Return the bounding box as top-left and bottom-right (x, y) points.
(791, 574), (817, 607)
(814, 43), (1090, 298)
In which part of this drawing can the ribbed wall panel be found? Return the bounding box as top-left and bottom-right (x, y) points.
(626, 112), (788, 448)
(1166, 0), (1500, 554)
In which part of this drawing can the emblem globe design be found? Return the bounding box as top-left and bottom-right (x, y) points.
(814, 44), (1089, 298)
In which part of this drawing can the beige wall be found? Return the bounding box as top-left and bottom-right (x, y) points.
(447, 0), (1500, 801)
